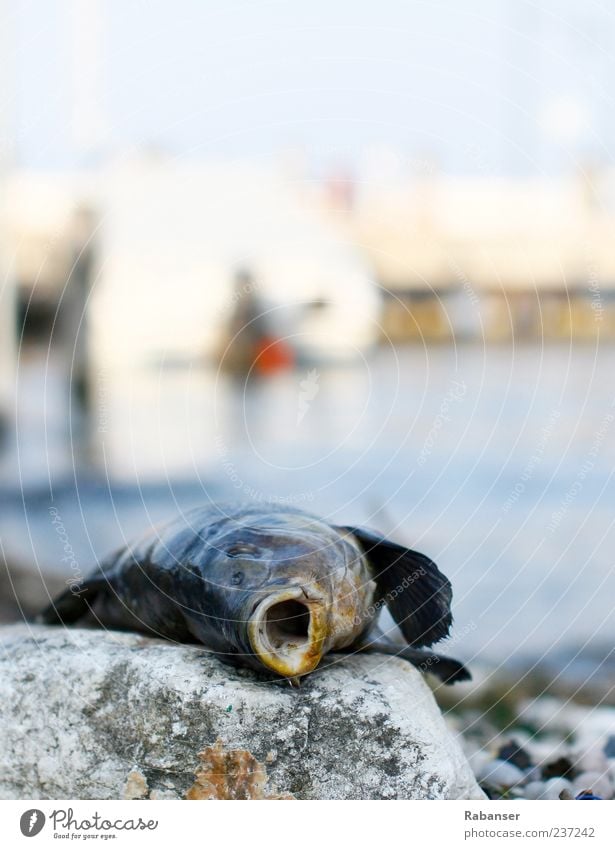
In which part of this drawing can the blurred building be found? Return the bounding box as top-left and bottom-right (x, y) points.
(5, 159), (615, 366)
(346, 168), (615, 342)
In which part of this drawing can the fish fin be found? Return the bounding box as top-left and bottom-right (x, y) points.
(363, 640), (471, 684)
(401, 648), (472, 684)
(340, 526), (453, 648)
(37, 571), (109, 625)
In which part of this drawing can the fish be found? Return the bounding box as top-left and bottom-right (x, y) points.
(39, 502), (470, 684)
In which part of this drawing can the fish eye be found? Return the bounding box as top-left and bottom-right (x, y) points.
(231, 571), (244, 586)
(225, 543), (260, 558)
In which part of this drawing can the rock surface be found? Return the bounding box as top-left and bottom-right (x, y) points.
(0, 624), (484, 800)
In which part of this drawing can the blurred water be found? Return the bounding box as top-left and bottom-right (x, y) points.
(1, 343), (614, 670)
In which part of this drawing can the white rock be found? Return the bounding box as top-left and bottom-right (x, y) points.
(523, 780), (548, 800)
(574, 746), (608, 774)
(518, 697), (581, 735)
(527, 736), (571, 766)
(574, 708), (615, 751)
(523, 766), (542, 783)
(571, 771), (613, 800)
(477, 759), (525, 789)
(0, 625), (484, 800)
(523, 777), (572, 800)
(500, 729), (534, 749)
(542, 777), (573, 800)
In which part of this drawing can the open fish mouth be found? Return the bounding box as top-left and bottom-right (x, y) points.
(247, 588), (327, 678)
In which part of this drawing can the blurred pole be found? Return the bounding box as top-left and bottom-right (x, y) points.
(0, 1), (16, 446)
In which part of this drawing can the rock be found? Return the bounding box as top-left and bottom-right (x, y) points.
(542, 777), (574, 800)
(0, 625), (484, 800)
(523, 780), (548, 799)
(529, 737), (571, 768)
(523, 777), (572, 800)
(574, 746), (608, 775)
(523, 765), (542, 783)
(571, 771), (613, 800)
(573, 706), (615, 751)
(541, 756), (575, 780)
(604, 736), (615, 758)
(497, 740), (532, 770)
(477, 759), (526, 790)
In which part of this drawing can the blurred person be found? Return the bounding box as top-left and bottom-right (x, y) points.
(217, 268), (293, 376)
(62, 206), (97, 416)
(0, 290), (14, 451)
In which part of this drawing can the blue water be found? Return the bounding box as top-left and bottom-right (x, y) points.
(1, 343), (614, 670)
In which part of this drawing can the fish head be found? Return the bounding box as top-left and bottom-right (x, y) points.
(185, 513), (375, 678)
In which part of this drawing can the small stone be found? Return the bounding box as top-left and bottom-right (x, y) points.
(478, 759), (525, 790)
(524, 765), (542, 783)
(604, 736), (615, 759)
(542, 777), (573, 800)
(497, 740), (533, 770)
(529, 737), (570, 768)
(524, 780), (548, 800)
(571, 771), (613, 800)
(541, 756), (574, 780)
(522, 778), (572, 800)
(574, 746), (608, 774)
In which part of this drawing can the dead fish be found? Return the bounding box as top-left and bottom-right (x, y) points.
(39, 503), (470, 684)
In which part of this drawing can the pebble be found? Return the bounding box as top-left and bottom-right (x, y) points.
(541, 756), (574, 780)
(528, 738), (571, 767)
(523, 778), (572, 800)
(478, 759), (526, 790)
(461, 688), (615, 800)
(497, 740), (532, 770)
(604, 735), (615, 758)
(574, 746), (608, 774)
(571, 771), (613, 800)
(524, 781), (547, 800)
(543, 777), (574, 800)
(523, 766), (542, 783)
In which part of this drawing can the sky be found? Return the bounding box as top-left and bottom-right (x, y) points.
(5, 0), (615, 175)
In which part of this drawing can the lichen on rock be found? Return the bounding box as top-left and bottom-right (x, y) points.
(186, 739), (294, 799)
